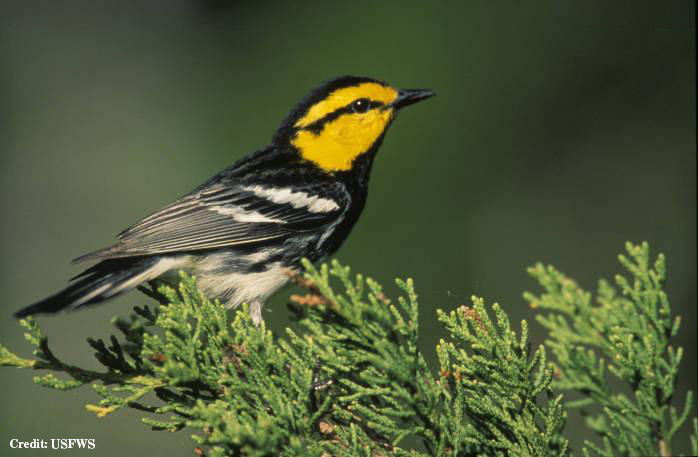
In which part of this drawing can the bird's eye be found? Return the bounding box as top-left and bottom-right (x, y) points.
(351, 98), (371, 113)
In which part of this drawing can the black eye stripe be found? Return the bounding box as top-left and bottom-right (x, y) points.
(303, 99), (384, 133)
(364, 100), (383, 110)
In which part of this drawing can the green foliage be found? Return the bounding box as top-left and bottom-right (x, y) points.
(525, 242), (694, 457)
(1, 242), (694, 456)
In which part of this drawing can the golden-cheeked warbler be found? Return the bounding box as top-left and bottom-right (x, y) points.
(15, 76), (435, 323)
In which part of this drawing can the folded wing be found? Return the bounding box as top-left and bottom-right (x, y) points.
(73, 183), (346, 263)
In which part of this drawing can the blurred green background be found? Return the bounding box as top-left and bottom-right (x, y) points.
(1, 1), (695, 455)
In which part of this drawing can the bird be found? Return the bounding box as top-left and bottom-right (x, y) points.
(14, 75), (435, 324)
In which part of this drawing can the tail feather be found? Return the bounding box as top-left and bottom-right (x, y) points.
(14, 257), (181, 318)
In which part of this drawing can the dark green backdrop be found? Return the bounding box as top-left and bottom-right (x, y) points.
(1, 1), (695, 455)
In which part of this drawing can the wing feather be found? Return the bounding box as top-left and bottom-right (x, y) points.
(73, 183), (346, 263)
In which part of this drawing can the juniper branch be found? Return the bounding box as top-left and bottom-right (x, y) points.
(525, 242), (694, 457)
(1, 242), (694, 456)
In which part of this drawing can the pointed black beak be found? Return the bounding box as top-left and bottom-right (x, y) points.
(391, 88), (436, 110)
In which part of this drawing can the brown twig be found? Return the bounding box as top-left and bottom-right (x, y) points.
(461, 306), (487, 335)
(284, 269), (339, 311)
(658, 438), (669, 457)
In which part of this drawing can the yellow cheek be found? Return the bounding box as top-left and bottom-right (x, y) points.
(293, 110), (393, 172)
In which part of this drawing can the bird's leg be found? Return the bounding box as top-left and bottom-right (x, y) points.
(249, 301), (263, 326)
(310, 359), (334, 391)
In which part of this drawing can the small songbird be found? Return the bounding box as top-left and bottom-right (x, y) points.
(15, 76), (434, 324)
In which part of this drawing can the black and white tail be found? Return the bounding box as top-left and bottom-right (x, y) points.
(14, 257), (179, 318)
